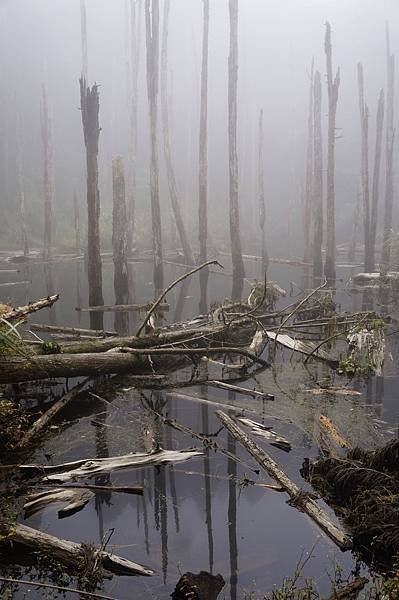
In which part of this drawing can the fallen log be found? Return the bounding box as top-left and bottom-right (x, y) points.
(29, 323), (118, 337)
(24, 488), (94, 518)
(21, 447), (203, 482)
(266, 331), (339, 365)
(76, 302), (169, 313)
(2, 295), (59, 322)
(6, 523), (153, 576)
(207, 380), (274, 400)
(119, 345), (268, 367)
(215, 410), (351, 550)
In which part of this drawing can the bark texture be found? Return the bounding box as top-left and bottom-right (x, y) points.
(112, 156), (129, 334)
(324, 22), (340, 282)
(312, 71), (323, 281)
(80, 78), (104, 330)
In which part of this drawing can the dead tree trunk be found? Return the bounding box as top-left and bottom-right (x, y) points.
(80, 0), (88, 81)
(161, 0), (194, 266)
(73, 191), (81, 256)
(16, 115), (29, 256)
(382, 23), (395, 270)
(370, 89), (384, 270)
(145, 0), (164, 292)
(357, 63), (371, 272)
(303, 58), (314, 263)
(80, 78), (104, 330)
(198, 0), (210, 312)
(312, 71), (323, 281)
(348, 177), (362, 263)
(40, 82), (55, 259)
(112, 157), (130, 335)
(324, 22), (340, 283)
(258, 109), (268, 274)
(228, 0), (245, 290)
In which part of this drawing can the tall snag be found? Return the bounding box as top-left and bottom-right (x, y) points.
(145, 0), (164, 292)
(112, 157), (129, 335)
(228, 0), (245, 292)
(303, 58), (314, 263)
(161, 0), (194, 266)
(258, 109), (268, 274)
(80, 0), (88, 81)
(73, 191), (81, 256)
(312, 71), (323, 282)
(357, 63), (371, 272)
(324, 22), (340, 282)
(382, 23), (395, 270)
(370, 89), (384, 270)
(198, 0), (210, 313)
(40, 82), (55, 259)
(15, 114), (29, 257)
(80, 78), (104, 330)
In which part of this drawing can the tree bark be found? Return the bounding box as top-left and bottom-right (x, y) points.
(258, 109), (269, 274)
(145, 0), (164, 292)
(40, 82), (55, 259)
(112, 157), (129, 334)
(324, 22), (340, 283)
(161, 0), (194, 266)
(312, 71), (323, 281)
(80, 78), (104, 330)
(370, 89), (384, 271)
(303, 58), (314, 263)
(357, 63), (371, 272)
(228, 0), (245, 290)
(382, 24), (395, 270)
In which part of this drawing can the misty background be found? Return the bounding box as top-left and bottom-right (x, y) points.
(0, 0), (397, 258)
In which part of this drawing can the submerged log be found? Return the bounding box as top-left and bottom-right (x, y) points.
(216, 410), (351, 550)
(7, 523), (153, 576)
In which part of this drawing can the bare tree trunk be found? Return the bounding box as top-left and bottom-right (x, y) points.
(303, 58), (314, 263)
(382, 23), (395, 270)
(16, 115), (29, 256)
(40, 82), (55, 259)
(80, 78), (104, 330)
(370, 88), (384, 270)
(73, 191), (81, 256)
(258, 109), (268, 274)
(198, 0), (210, 313)
(357, 63), (371, 272)
(112, 157), (130, 335)
(145, 0), (164, 293)
(161, 0), (194, 266)
(228, 0), (245, 291)
(80, 0), (88, 81)
(312, 71), (323, 281)
(324, 22), (340, 283)
(348, 177), (362, 263)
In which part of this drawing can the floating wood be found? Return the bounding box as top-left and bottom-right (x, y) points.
(21, 447), (203, 482)
(266, 331), (338, 365)
(7, 523), (153, 576)
(24, 488), (94, 518)
(236, 416), (291, 452)
(215, 410), (351, 550)
(207, 380), (274, 400)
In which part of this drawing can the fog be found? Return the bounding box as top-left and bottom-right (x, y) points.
(0, 0), (398, 257)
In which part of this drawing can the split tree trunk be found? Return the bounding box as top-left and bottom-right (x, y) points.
(303, 58), (314, 263)
(357, 63), (371, 272)
(324, 22), (340, 283)
(370, 89), (384, 270)
(145, 0), (164, 293)
(40, 82), (55, 259)
(228, 0), (245, 290)
(80, 78), (104, 330)
(312, 71), (323, 281)
(112, 157), (129, 335)
(258, 109), (268, 274)
(382, 24), (395, 270)
(198, 0), (210, 312)
(161, 0), (194, 266)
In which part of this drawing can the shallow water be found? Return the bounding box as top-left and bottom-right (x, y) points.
(0, 256), (397, 599)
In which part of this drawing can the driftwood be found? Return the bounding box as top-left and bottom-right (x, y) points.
(236, 416), (291, 452)
(38, 483), (143, 495)
(207, 380), (274, 400)
(16, 382), (86, 449)
(76, 302), (169, 313)
(215, 410), (351, 550)
(21, 447), (203, 482)
(29, 323), (118, 337)
(7, 523), (153, 576)
(266, 331), (338, 365)
(2, 294), (59, 322)
(24, 488), (94, 518)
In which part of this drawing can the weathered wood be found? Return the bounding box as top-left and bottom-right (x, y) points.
(22, 448), (203, 482)
(9, 523), (153, 576)
(312, 70), (323, 281)
(0, 577), (118, 600)
(24, 488), (94, 518)
(382, 24), (395, 269)
(40, 81), (55, 259)
(304, 58), (314, 263)
(76, 302), (169, 313)
(258, 109), (269, 273)
(16, 114), (29, 256)
(73, 191), (81, 255)
(370, 89), (384, 270)
(207, 380), (274, 400)
(215, 411), (351, 550)
(266, 331), (338, 365)
(120, 345), (268, 367)
(3, 294), (59, 322)
(29, 323), (118, 337)
(112, 156), (129, 334)
(357, 63), (371, 272)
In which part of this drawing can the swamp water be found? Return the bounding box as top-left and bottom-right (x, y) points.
(1, 257), (398, 599)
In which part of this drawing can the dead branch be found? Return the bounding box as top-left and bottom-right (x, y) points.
(3, 295), (59, 322)
(0, 577), (118, 600)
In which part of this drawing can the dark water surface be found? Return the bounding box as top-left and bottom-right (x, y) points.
(0, 257), (398, 599)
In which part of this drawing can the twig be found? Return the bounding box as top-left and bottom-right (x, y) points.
(0, 576), (118, 600)
(136, 260), (223, 336)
